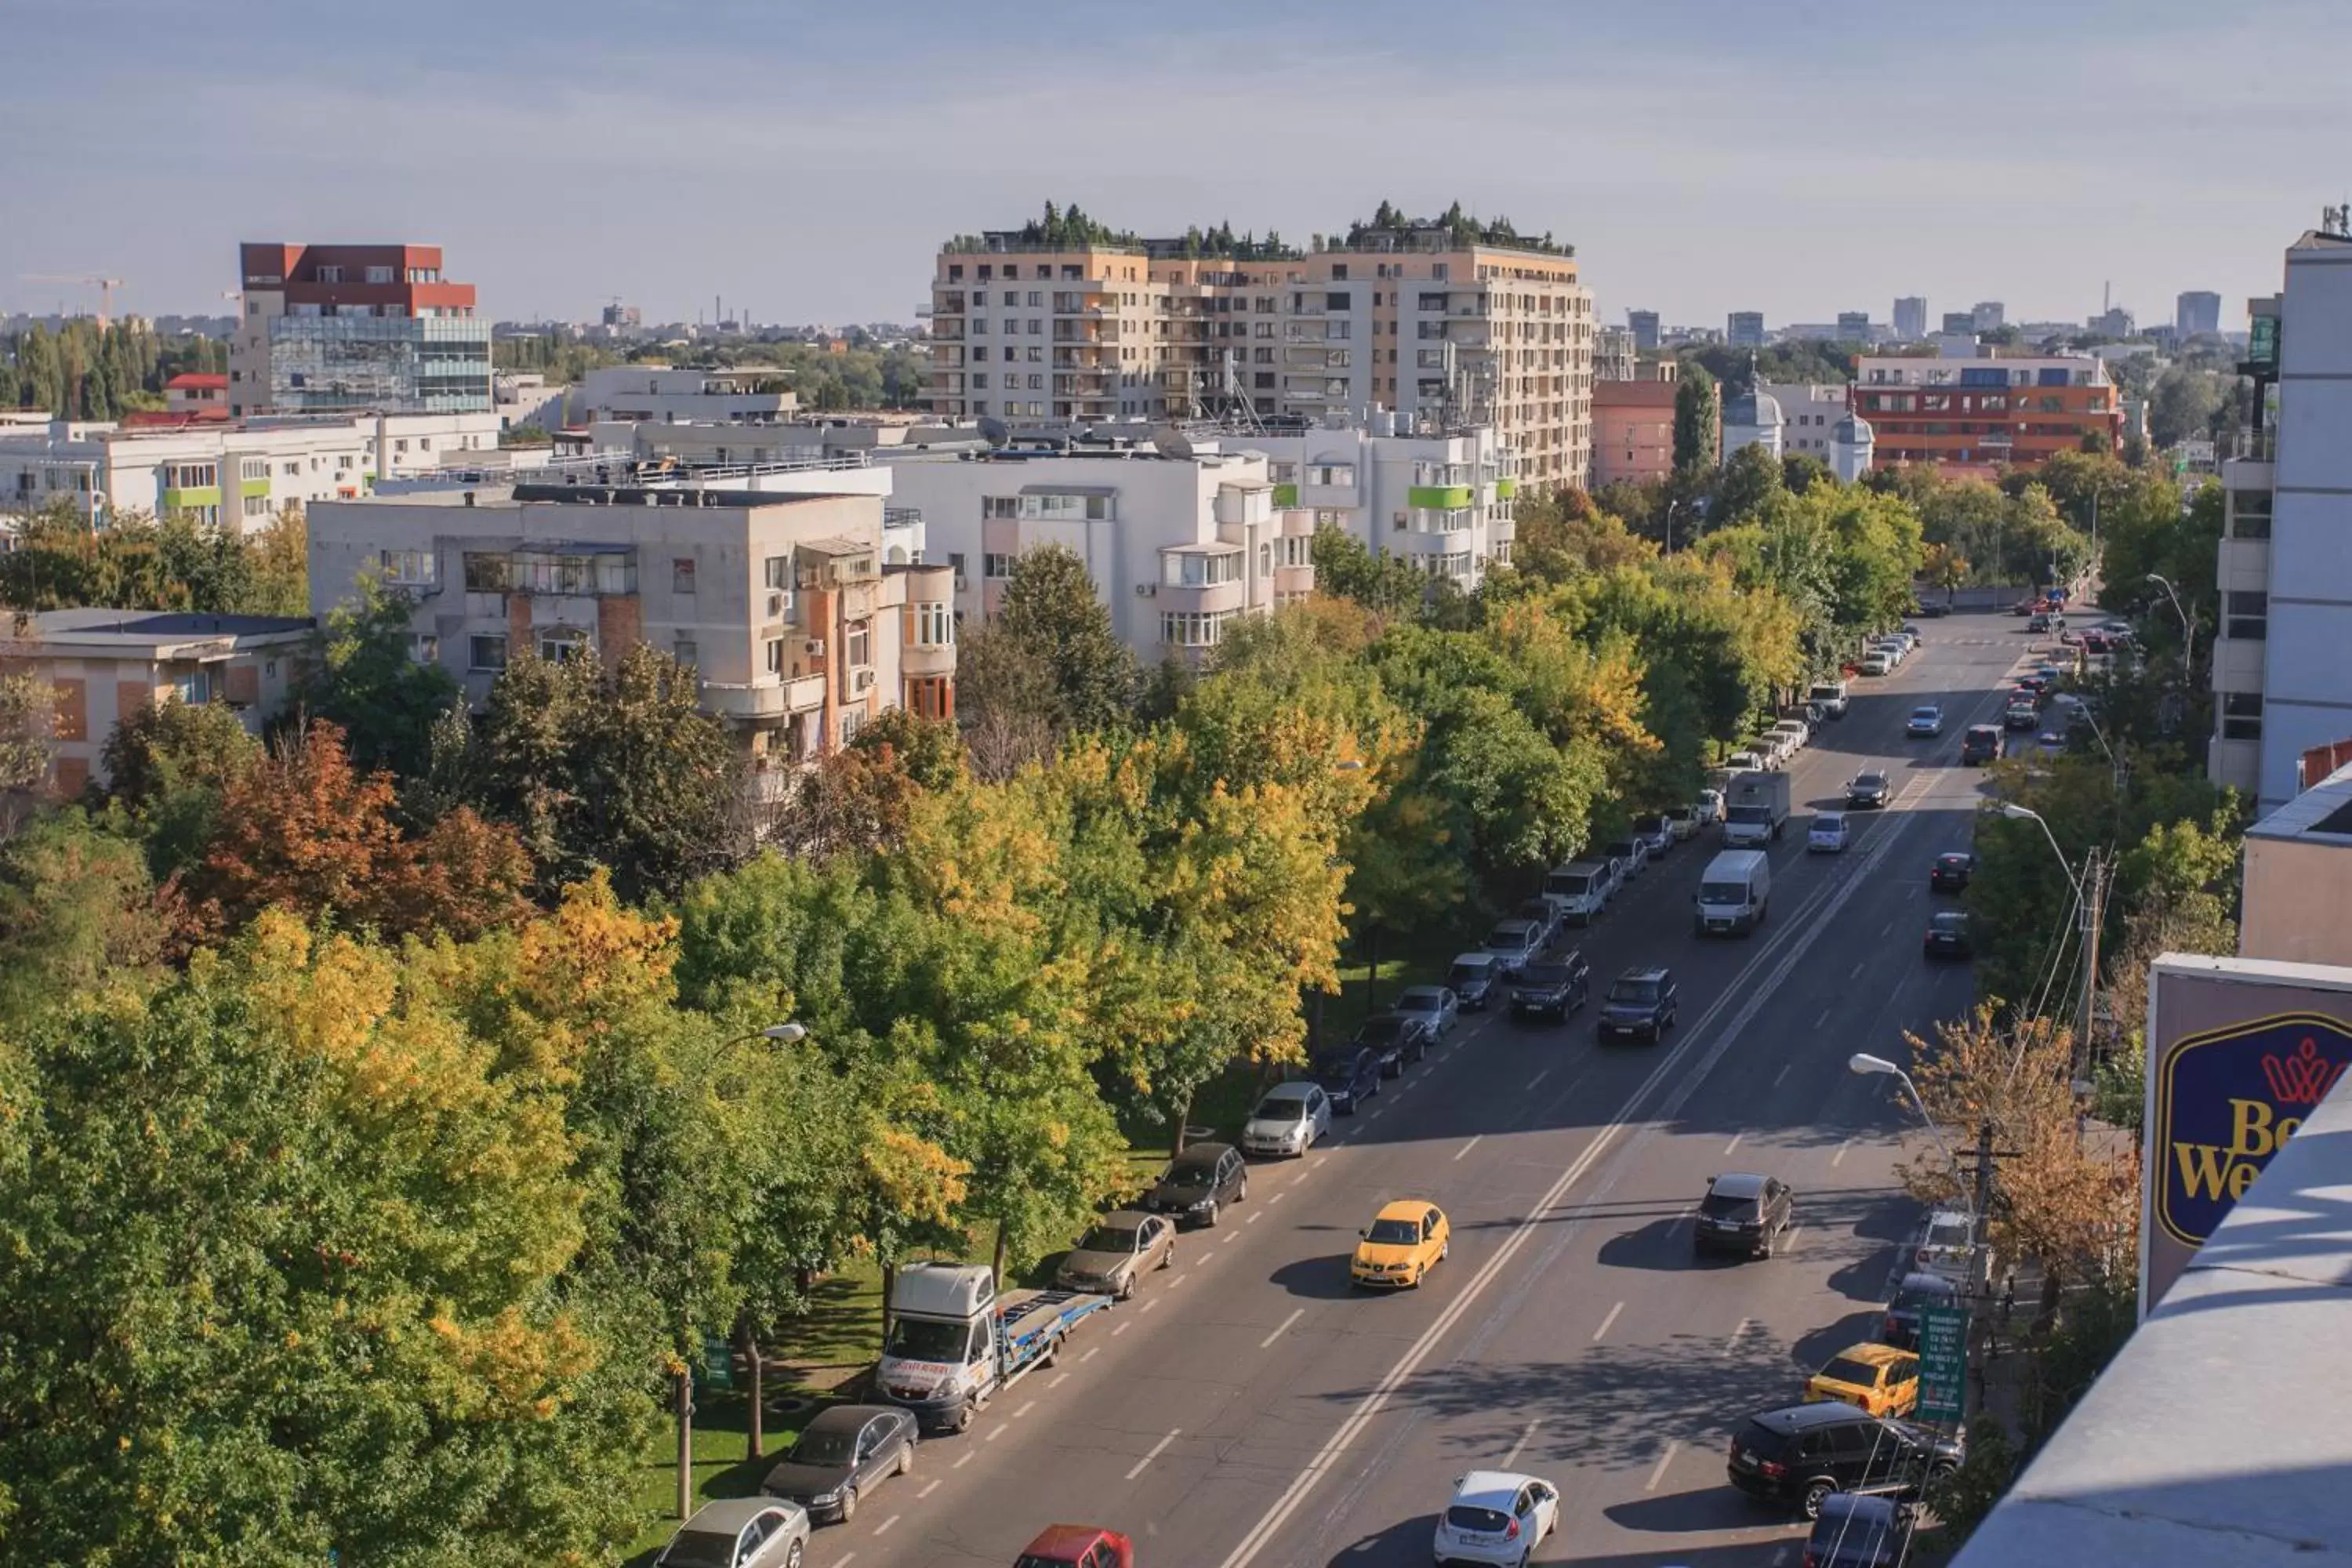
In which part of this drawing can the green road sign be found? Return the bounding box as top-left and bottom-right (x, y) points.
(1917, 1304), (1970, 1422)
(699, 1332), (736, 1392)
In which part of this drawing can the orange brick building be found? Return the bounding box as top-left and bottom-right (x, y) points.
(1590, 379), (1682, 486)
(1850, 353), (2121, 470)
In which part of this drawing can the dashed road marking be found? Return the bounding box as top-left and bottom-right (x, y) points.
(873, 1515), (900, 1537)
(1501, 1418), (1541, 1469)
(1048, 1371), (1070, 1388)
(1261, 1307), (1305, 1349)
(1080, 1345), (1099, 1363)
(1646, 1440), (1682, 1493)
(1139, 1298), (1159, 1315)
(1782, 1225), (1802, 1255)
(1724, 1317), (1753, 1355)
(1833, 1138), (1852, 1168)
(952, 1453), (972, 1470)
(1773, 1062), (1793, 1088)
(1723, 1132), (1744, 1156)
(1454, 1135), (1483, 1162)
(1247, 1211), (1261, 1225)
(1112, 1320), (1130, 1336)
(1526, 1069), (1550, 1093)
(1125, 1428), (1182, 1481)
(1592, 1301), (1624, 1342)
(917, 1479), (941, 1500)
(1013, 1401), (1035, 1419)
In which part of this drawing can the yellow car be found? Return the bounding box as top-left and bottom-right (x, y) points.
(1804, 1342), (1921, 1418)
(1352, 1200), (1450, 1289)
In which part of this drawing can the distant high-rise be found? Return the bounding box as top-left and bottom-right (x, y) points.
(1941, 311), (1976, 336)
(1972, 300), (2006, 332)
(1836, 310), (1871, 341)
(230, 242), (489, 417)
(2089, 306), (2136, 339)
(2176, 290), (2223, 338)
(1592, 325), (1637, 382)
(1728, 310), (1766, 348)
(1893, 296), (1928, 339)
(1628, 309), (1661, 351)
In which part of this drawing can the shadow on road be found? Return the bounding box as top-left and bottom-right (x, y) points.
(1268, 1252), (1363, 1300)
(1603, 1483), (1780, 1536)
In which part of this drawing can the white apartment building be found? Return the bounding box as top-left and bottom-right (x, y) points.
(1762, 382), (1853, 459)
(2209, 221), (2352, 811)
(0, 412), (501, 532)
(307, 484), (955, 772)
(572, 366), (800, 426)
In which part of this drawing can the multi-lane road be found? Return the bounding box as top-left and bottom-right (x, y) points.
(820, 613), (2040, 1568)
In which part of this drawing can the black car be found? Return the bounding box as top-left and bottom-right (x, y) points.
(1930, 851), (1974, 892)
(1352, 1012), (1430, 1077)
(1726, 1401), (1962, 1520)
(1141, 1141), (1247, 1227)
(1311, 1047), (1381, 1113)
(1806, 1494), (1913, 1567)
(1694, 1171), (1794, 1259)
(1597, 966), (1677, 1042)
(1846, 771), (1891, 810)
(761, 1403), (918, 1523)
(1918, 601), (1950, 618)
(1508, 951), (1592, 1022)
(1882, 1270), (1962, 1349)
(1924, 910), (1973, 959)
(1959, 724), (2002, 765)
(1446, 954), (1501, 1011)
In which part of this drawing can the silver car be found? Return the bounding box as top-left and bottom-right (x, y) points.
(658, 1497), (812, 1568)
(1392, 985), (1461, 1040)
(1241, 1081), (1330, 1157)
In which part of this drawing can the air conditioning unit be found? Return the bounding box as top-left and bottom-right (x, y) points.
(1135, 583), (1157, 597)
(851, 668), (876, 694)
(767, 592), (786, 618)
(804, 638), (826, 656)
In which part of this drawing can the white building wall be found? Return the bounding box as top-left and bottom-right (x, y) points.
(1762, 383), (1850, 459)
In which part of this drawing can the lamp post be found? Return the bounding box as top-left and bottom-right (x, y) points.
(1664, 498), (1685, 556)
(1849, 1052), (1970, 1218)
(1991, 802), (2082, 898)
(2145, 571), (2196, 685)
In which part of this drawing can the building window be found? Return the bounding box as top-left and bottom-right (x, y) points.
(948, 551), (968, 587)
(365, 264), (394, 284)
(2227, 590), (2268, 641)
(844, 621), (871, 669)
(913, 602), (955, 646)
(243, 494), (273, 520)
(1279, 534), (1314, 568)
(1160, 610), (1237, 648)
(983, 552), (1016, 579)
(539, 627), (589, 662)
(1164, 550), (1240, 587)
(378, 547), (436, 585)
(469, 634), (508, 671)
(983, 496), (1018, 519)
(2223, 691), (2263, 741)
(765, 637), (786, 674)
(463, 551), (510, 591)
(410, 634), (439, 664)
(315, 265), (343, 283)
(164, 462), (217, 489)
(674, 637), (699, 669)
(2230, 491), (2273, 539)
(673, 557), (696, 593)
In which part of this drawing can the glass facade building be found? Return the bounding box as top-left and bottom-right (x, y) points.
(269, 316), (492, 413)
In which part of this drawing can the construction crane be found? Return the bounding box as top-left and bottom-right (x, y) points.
(18, 274), (127, 327)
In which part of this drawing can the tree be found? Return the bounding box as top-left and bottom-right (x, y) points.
(1711, 441), (1786, 527)
(0, 807), (165, 1023)
(1673, 365), (1719, 471)
(989, 545), (1138, 737)
(100, 694), (261, 877)
(0, 665), (54, 818)
(2147, 363), (2227, 448)
(1921, 541), (1970, 604)
(953, 621), (1058, 782)
(302, 575), (462, 781)
(1310, 524), (1426, 617)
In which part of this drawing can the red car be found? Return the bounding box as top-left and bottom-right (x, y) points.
(1016, 1525), (1134, 1568)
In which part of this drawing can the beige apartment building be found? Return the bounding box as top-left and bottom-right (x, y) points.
(928, 219), (1595, 488)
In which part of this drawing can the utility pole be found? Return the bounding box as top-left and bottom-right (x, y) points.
(1972, 1120), (1998, 1291)
(2075, 848), (2107, 1080)
(676, 1366), (694, 1519)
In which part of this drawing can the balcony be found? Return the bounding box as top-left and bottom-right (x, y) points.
(701, 673), (829, 719)
(902, 640), (955, 679)
(1407, 484), (1472, 509)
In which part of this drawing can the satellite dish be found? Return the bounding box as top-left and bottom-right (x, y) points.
(1150, 425), (1196, 460)
(976, 416), (1011, 448)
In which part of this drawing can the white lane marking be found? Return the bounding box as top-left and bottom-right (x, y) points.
(1260, 1307), (1305, 1349)
(1645, 1439), (1682, 1493)
(1592, 1301), (1625, 1343)
(873, 1515), (900, 1537)
(1048, 1371), (1070, 1388)
(1723, 1132), (1744, 1156)
(1013, 1400), (1035, 1418)
(1223, 1229), (1241, 1244)
(1772, 1548), (1790, 1566)
(917, 1479), (941, 1500)
(1080, 1345), (1099, 1363)
(1833, 1138), (1852, 1168)
(1125, 1428), (1182, 1481)
(1247, 1211), (1261, 1225)
(1501, 1418), (1541, 1470)
(984, 1425), (1004, 1443)
(1849, 959), (1867, 980)
(836, 1556), (857, 1568)
(1773, 1062), (1793, 1088)
(1139, 1298), (1159, 1315)
(952, 1453), (972, 1470)
(1454, 1135), (1484, 1163)
(1667, 1211), (1690, 1241)
(1724, 1317), (1753, 1356)
(1267, 1189), (1288, 1206)
(1112, 1320), (1130, 1336)
(1815, 1004), (1834, 1029)
(1526, 1069), (1550, 1093)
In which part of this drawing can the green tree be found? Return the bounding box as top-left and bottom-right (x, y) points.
(303, 575), (462, 781)
(2147, 363), (2227, 448)
(100, 694), (262, 880)
(1673, 365), (1719, 470)
(1711, 441), (1786, 527)
(1310, 524), (1427, 616)
(990, 544), (1139, 738)
(0, 807), (165, 1024)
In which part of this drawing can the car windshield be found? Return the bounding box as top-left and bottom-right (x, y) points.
(1933, 913), (1968, 933)
(1519, 964), (1571, 985)
(1315, 1059), (1361, 1087)
(1079, 1225), (1139, 1253)
(1911, 708), (1938, 721)
(884, 1317), (965, 1360)
(1366, 1218), (1420, 1245)
(1163, 1159), (1218, 1189)
(1610, 978), (1661, 1004)
(1443, 1504), (1513, 1534)
(1398, 989), (1443, 1011)
(1810, 686), (1840, 700)
(1701, 1191), (1759, 1218)
(1820, 1356), (1884, 1387)
(1546, 871), (1595, 895)
(1854, 774), (1886, 789)
(1698, 881), (1748, 903)
(1814, 817), (1843, 833)
(1486, 926), (1531, 948)
(789, 1427), (860, 1465)
(1446, 964), (1486, 988)
(661, 1529), (742, 1568)
(1925, 1216), (1970, 1249)
(1253, 1097), (1306, 1123)
(1726, 805), (1769, 823)
(1667, 807), (1693, 822)
(1606, 841), (1635, 858)
(1892, 1281), (1953, 1311)
(1357, 1018), (1406, 1045)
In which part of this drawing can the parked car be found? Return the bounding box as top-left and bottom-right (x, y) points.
(1240, 1082), (1330, 1157)
(1433, 1471), (1561, 1566)
(1769, 718), (1811, 754)
(2028, 612), (2052, 633)
(1726, 1402), (1962, 1519)
(1354, 1011), (1431, 1076)
(1014, 1525), (1134, 1568)
(1514, 896), (1564, 949)
(659, 1498), (813, 1568)
(1054, 1210), (1175, 1300)
(1632, 813), (1674, 858)
(1960, 724), (2002, 765)
(1751, 733), (1795, 768)
(1809, 680), (1851, 719)
(1804, 1493), (1914, 1566)
(1543, 860), (1613, 927)
(1596, 965), (1678, 1043)
(1664, 804), (1699, 841)
(1604, 836), (1650, 878)
(1808, 811), (1851, 853)
(1907, 1206), (1976, 1285)
(1482, 918), (1546, 978)
(1509, 953), (1592, 1022)
(760, 1405), (917, 1524)
(1446, 952), (1502, 1011)
(1905, 705), (1944, 737)
(1311, 1047), (1381, 1113)
(1860, 652), (1893, 677)
(1804, 1343), (1922, 1419)
(1923, 909), (1973, 959)
(1845, 771), (1891, 810)
(1352, 1198), (1450, 1289)
(1695, 1171), (1794, 1259)
(1929, 851), (1975, 892)
(1140, 1141), (1247, 1227)
(1726, 749), (1770, 774)
(1392, 985), (1461, 1040)
(1882, 1271), (1962, 1349)
(2002, 699), (2040, 732)
(1694, 788), (1725, 826)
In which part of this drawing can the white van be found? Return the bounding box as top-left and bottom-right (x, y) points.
(1693, 849), (1772, 936)
(1544, 860), (1613, 927)
(1808, 681), (1849, 719)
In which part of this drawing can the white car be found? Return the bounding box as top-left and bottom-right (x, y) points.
(1240, 1082), (1330, 1158)
(1860, 653), (1893, 676)
(1694, 788), (1725, 826)
(1808, 811), (1851, 854)
(658, 1499), (812, 1568)
(1726, 750), (1769, 774)
(1664, 804), (1698, 841)
(1435, 1470), (1561, 1566)
(1769, 720), (1809, 754)
(1906, 705), (1944, 737)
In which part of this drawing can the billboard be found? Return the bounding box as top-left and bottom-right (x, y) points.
(2143, 956), (2352, 1311)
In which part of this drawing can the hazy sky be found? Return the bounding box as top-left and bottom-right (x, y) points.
(5, 0), (2344, 332)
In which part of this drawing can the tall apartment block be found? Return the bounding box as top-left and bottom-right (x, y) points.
(927, 218), (1595, 488)
(1893, 296), (1928, 340)
(1836, 311), (1871, 341)
(2209, 220), (2352, 811)
(1972, 301), (2006, 332)
(1727, 311), (1766, 348)
(230, 243), (492, 418)
(2176, 290), (2224, 339)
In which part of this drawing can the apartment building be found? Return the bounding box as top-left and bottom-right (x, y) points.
(1627, 310), (1661, 351)
(1765, 382), (1853, 459)
(2209, 221), (2352, 811)
(1229, 417), (1514, 590)
(1592, 326), (1637, 382)
(1849, 349), (2120, 470)
(231, 242), (492, 418)
(927, 217), (1594, 488)
(573, 366), (800, 426)
(1591, 380), (1679, 486)
(2177, 290), (2224, 339)
(307, 485), (953, 771)
(0, 610), (311, 795)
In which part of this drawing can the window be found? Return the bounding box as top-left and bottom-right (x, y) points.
(948, 551), (968, 586)
(673, 637), (699, 669)
(983, 495), (1018, 519)
(241, 493), (271, 520)
(2223, 691), (2263, 740)
(971, 372), (989, 390)
(2227, 590), (2267, 641)
(164, 462), (217, 489)
(913, 602), (955, 645)
(673, 557), (697, 593)
(764, 554), (790, 590)
(538, 627), (589, 662)
(1163, 550), (1240, 587)
(764, 637), (786, 675)
(983, 553), (1016, 579)
(1279, 534), (1313, 568)
(469, 634), (508, 671)
(844, 621), (871, 669)
(315, 264), (343, 283)
(1308, 463), (1355, 487)
(1258, 542), (1273, 576)
(2230, 490), (2273, 539)
(463, 551), (510, 592)
(1160, 610), (1237, 648)
(409, 633), (439, 664)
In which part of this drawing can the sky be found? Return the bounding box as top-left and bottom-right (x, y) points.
(5, 0), (2346, 332)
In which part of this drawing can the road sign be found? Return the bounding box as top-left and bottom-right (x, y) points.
(1917, 1304), (1970, 1422)
(699, 1332), (736, 1392)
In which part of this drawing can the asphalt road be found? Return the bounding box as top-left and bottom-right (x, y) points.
(815, 611), (2046, 1568)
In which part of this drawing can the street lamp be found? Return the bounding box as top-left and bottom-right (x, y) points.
(2145, 571), (2196, 678)
(1991, 801), (2084, 898)
(1664, 498), (1685, 555)
(1849, 1052), (1971, 1219)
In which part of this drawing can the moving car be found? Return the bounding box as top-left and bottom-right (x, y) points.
(1483, 918), (1546, 978)
(760, 1405), (916, 1524)
(1695, 1171), (1795, 1259)
(1726, 1402), (1962, 1519)
(1860, 652), (1893, 677)
(1882, 1271), (1962, 1349)
(1918, 601), (1950, 617)
(1354, 1011), (1431, 1076)
(1845, 771), (1891, 809)
(1694, 849), (1772, 935)
(1805, 1493), (1914, 1567)
(1351, 1199), (1450, 1289)
(1310, 1047), (1381, 1114)
(1014, 1525), (1134, 1568)
(1804, 1343), (1922, 1418)
(1433, 1471), (1562, 1566)
(1446, 952), (1501, 1011)
(1054, 1210), (1175, 1300)
(1597, 965), (1678, 1042)
(1905, 704), (1944, 737)
(1392, 985), (1461, 1040)
(1960, 724), (2002, 765)
(1240, 1082), (1330, 1157)
(1929, 851), (1975, 892)
(1908, 1206), (1977, 1285)
(1140, 1141), (1247, 1227)
(2003, 699), (2040, 732)
(659, 1498), (813, 1568)
(1923, 909), (1973, 959)
(1808, 811), (1851, 853)
(1509, 952), (1592, 1022)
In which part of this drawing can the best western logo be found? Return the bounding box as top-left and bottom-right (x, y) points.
(2156, 1020), (2352, 1247)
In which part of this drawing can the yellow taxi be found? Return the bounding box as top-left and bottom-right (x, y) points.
(1803, 1341), (1921, 1418)
(1352, 1200), (1450, 1289)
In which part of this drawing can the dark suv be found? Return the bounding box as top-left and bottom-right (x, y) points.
(1727, 1401), (1962, 1519)
(1596, 966), (1677, 1042)
(1959, 725), (2002, 766)
(1141, 1141), (1247, 1228)
(1508, 951), (1591, 1022)
(1352, 1012), (1430, 1077)
(1311, 1047), (1381, 1114)
(1882, 1271), (1962, 1349)
(1695, 1171), (1795, 1259)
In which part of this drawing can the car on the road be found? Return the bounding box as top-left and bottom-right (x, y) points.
(1960, 724), (2002, 765)
(1664, 803), (1699, 841)
(2014, 670), (2050, 695)
(2081, 628), (2111, 654)
(1695, 788), (1725, 827)
(1482, 918), (1546, 978)
(2028, 611), (2053, 633)
(1542, 860), (1613, 927)
(1918, 601), (1950, 617)
(659, 1497), (813, 1568)
(760, 1405), (916, 1524)
(1509, 953), (1592, 1022)
(1809, 811), (1852, 853)
(1392, 985), (1461, 1040)
(1054, 1210), (1175, 1300)
(1632, 812), (1674, 858)
(1695, 1171), (1795, 1259)
(1351, 1198), (1450, 1289)
(1446, 952), (1502, 1011)
(1806, 1493), (1915, 1567)
(1310, 1047), (1381, 1114)
(1769, 718), (1811, 755)
(1882, 1271), (1962, 1349)
(1905, 704), (1944, 737)
(1860, 652), (1893, 677)
(1923, 909), (1973, 959)
(1596, 965), (1678, 1043)
(1726, 1401), (1963, 1519)
(1846, 771), (1891, 809)
(2037, 728), (2068, 756)
(1353, 1011), (1430, 1076)
(1752, 732), (1797, 768)
(1930, 851), (1975, 892)
(1240, 1082), (1330, 1157)
(1804, 1343), (1922, 1419)
(1908, 1206), (1976, 1285)
(2003, 699), (2040, 731)
(1809, 680), (1851, 718)
(1014, 1524), (1134, 1568)
(1433, 1470), (1562, 1566)
(1726, 748), (1770, 773)
(1604, 835), (1650, 878)
(2011, 597), (2036, 616)
(1141, 1141), (1247, 1227)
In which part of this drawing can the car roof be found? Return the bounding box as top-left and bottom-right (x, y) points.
(1397, 985), (1446, 1001)
(1166, 1142), (1232, 1169)
(1258, 1081), (1316, 1103)
(1023, 1524), (1122, 1555)
(1452, 1469), (1540, 1506)
(1490, 918), (1537, 934)
(1817, 1491), (1904, 1523)
(801, 1403), (901, 1436)
(1092, 1209), (1153, 1227)
(1751, 1399), (1873, 1432)
(1374, 1197), (1434, 1221)
(1937, 851), (1973, 864)
(1897, 1270), (1959, 1294)
(1450, 951), (1496, 967)
(1710, 1171), (1769, 1197)
(1826, 1341), (1910, 1368)
(684, 1497), (793, 1531)
(1911, 704), (1940, 713)
(1816, 811), (1845, 822)
(1932, 910), (1969, 928)
(1617, 964), (1670, 982)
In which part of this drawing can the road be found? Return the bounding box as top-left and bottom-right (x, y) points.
(815, 612), (2040, 1568)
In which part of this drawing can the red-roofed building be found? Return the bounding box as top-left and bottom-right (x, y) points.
(162, 372), (229, 419)
(229, 241), (489, 417)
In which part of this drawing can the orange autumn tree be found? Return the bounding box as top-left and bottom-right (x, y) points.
(182, 718), (532, 940)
